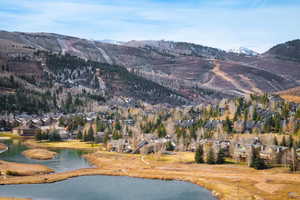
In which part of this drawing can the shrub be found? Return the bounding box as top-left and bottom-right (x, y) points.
(195, 145), (204, 163)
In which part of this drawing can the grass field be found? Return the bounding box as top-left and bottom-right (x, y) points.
(0, 132), (21, 139)
(25, 139), (104, 150)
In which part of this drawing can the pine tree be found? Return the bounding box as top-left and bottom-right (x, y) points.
(35, 132), (43, 141)
(287, 135), (294, 148)
(250, 148), (267, 170)
(87, 126), (95, 141)
(206, 147), (215, 164)
(216, 149), (226, 164)
(195, 145), (204, 163)
(289, 147), (298, 172)
(115, 120), (122, 131)
(252, 107), (258, 121)
(77, 130), (83, 140)
(224, 116), (233, 134)
(158, 124), (167, 138)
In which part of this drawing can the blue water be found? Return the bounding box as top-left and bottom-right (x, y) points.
(0, 139), (90, 172)
(0, 139), (216, 200)
(0, 175), (216, 200)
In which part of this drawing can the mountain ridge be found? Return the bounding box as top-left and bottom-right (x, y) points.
(0, 30), (300, 111)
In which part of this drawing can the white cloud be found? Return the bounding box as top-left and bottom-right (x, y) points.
(0, 0), (299, 52)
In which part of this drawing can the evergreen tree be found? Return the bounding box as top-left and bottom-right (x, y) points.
(223, 116), (233, 134)
(216, 149), (226, 164)
(250, 148), (267, 170)
(289, 147), (298, 172)
(49, 130), (61, 142)
(35, 132), (43, 141)
(158, 124), (167, 138)
(87, 126), (95, 141)
(103, 131), (110, 144)
(114, 120), (122, 131)
(195, 145), (204, 163)
(252, 107), (258, 121)
(287, 135), (294, 148)
(96, 117), (105, 132)
(77, 130), (83, 140)
(296, 108), (300, 119)
(166, 141), (175, 151)
(206, 147), (215, 164)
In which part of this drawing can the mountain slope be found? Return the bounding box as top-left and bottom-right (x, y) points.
(0, 30), (300, 105)
(265, 39), (300, 62)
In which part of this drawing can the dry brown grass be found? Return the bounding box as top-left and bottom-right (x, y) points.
(22, 149), (57, 160)
(1, 151), (300, 200)
(0, 160), (53, 176)
(0, 197), (31, 200)
(277, 86), (300, 103)
(280, 95), (300, 103)
(24, 140), (103, 151)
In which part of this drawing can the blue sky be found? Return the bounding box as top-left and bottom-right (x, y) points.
(0, 0), (299, 52)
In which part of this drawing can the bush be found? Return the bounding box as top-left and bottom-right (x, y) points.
(166, 141), (175, 151)
(207, 147), (215, 164)
(195, 145), (204, 163)
(250, 149), (268, 170)
(216, 149), (226, 164)
(49, 130), (61, 142)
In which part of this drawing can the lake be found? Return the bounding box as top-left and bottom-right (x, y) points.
(0, 139), (216, 200)
(0, 139), (90, 172)
(0, 175), (216, 200)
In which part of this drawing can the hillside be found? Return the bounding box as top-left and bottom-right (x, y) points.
(0, 30), (300, 113)
(277, 86), (300, 103)
(266, 39), (300, 62)
(0, 50), (187, 114)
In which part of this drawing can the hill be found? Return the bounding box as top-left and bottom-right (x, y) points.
(266, 39), (300, 62)
(0, 30), (300, 113)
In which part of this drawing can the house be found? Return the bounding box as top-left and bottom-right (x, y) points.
(96, 132), (105, 143)
(57, 129), (70, 140)
(12, 120), (41, 136)
(259, 145), (289, 164)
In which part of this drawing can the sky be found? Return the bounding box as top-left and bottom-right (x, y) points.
(0, 0), (299, 53)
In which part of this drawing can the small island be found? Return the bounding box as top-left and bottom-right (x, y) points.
(0, 160), (54, 176)
(22, 149), (57, 160)
(0, 143), (7, 151)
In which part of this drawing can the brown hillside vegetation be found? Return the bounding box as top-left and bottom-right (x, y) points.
(277, 86), (300, 103)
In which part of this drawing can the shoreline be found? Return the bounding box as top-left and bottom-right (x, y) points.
(1, 141), (300, 200)
(0, 166), (221, 199)
(0, 143), (7, 151)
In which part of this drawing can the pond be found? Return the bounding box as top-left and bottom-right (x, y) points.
(0, 139), (90, 172)
(0, 139), (216, 200)
(0, 175), (216, 200)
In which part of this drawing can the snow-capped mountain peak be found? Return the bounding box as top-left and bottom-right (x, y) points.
(98, 39), (124, 45)
(228, 47), (259, 56)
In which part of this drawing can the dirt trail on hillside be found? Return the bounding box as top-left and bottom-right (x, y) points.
(211, 60), (252, 94)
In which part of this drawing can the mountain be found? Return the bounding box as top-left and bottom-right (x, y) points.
(228, 47), (258, 56)
(265, 39), (300, 62)
(0, 30), (300, 113)
(98, 39), (124, 45)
